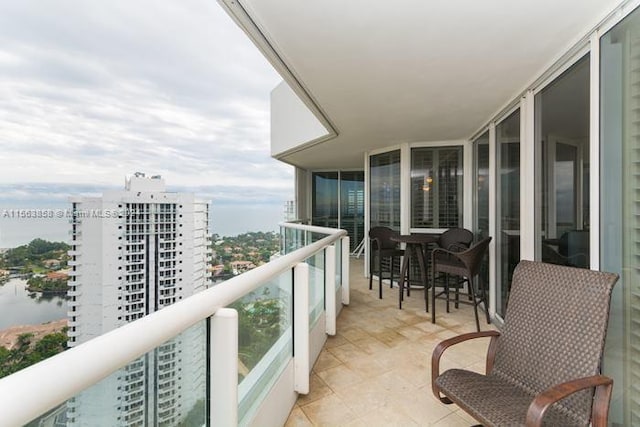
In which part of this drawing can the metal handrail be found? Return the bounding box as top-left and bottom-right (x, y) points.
(0, 227), (347, 426)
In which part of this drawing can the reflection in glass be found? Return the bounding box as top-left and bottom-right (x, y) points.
(370, 151), (401, 230)
(340, 172), (365, 252)
(311, 172), (364, 253)
(535, 55), (590, 269)
(473, 132), (490, 291)
(601, 9), (640, 424)
(312, 172), (339, 229)
(411, 147), (463, 229)
(307, 250), (325, 328)
(496, 110), (520, 318)
(35, 321), (208, 426)
(235, 273), (292, 424)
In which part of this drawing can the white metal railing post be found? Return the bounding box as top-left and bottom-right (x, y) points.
(211, 308), (239, 427)
(325, 245), (336, 336)
(293, 262), (310, 394)
(341, 236), (350, 305)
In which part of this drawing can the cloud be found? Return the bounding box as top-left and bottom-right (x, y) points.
(0, 0), (293, 209)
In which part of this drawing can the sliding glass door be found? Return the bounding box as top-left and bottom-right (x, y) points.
(340, 172), (365, 252)
(311, 171), (364, 252)
(601, 9), (640, 425)
(370, 150), (401, 230)
(312, 172), (339, 228)
(535, 55), (590, 269)
(473, 132), (490, 292)
(496, 111), (520, 318)
(410, 146), (463, 229)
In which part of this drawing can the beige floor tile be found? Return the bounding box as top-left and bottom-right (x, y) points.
(395, 324), (431, 341)
(430, 412), (472, 427)
(284, 406), (313, 427)
(324, 333), (350, 348)
(313, 349), (343, 372)
(333, 378), (395, 417)
(350, 336), (389, 355)
(316, 363), (365, 392)
(340, 326), (372, 342)
(343, 353), (391, 378)
(328, 341), (368, 362)
(298, 373), (334, 406)
(454, 408), (480, 424)
(300, 394), (358, 426)
(344, 405), (420, 427)
(387, 386), (455, 425)
(368, 328), (406, 347)
(284, 258), (501, 427)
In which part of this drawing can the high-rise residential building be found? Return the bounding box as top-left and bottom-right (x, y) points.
(66, 173), (210, 426)
(283, 200), (296, 222)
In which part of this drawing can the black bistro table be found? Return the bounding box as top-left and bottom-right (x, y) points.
(390, 233), (439, 310)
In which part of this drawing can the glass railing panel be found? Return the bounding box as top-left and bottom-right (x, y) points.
(309, 231), (329, 243)
(233, 271), (293, 425)
(306, 250), (325, 328)
(280, 226), (305, 254)
(27, 321), (207, 427)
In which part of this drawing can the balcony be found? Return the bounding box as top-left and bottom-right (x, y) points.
(0, 223), (344, 425)
(0, 223), (491, 426)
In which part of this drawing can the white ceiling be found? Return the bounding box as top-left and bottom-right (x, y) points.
(226, 0), (622, 169)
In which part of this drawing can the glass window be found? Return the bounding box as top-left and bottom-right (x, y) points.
(340, 171), (365, 252)
(370, 150), (401, 230)
(473, 131), (490, 291)
(410, 146), (463, 229)
(496, 110), (520, 318)
(312, 172), (339, 228)
(312, 171), (364, 252)
(535, 55), (590, 269)
(601, 8), (640, 424)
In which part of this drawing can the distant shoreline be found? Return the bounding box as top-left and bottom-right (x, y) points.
(0, 319), (67, 350)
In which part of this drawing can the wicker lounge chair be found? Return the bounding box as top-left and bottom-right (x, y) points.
(431, 260), (618, 427)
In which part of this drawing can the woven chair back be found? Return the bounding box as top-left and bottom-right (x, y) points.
(492, 261), (618, 425)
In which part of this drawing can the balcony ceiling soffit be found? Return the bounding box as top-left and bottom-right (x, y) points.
(236, 0), (621, 169)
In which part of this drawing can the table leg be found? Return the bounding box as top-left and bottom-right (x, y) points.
(398, 247), (410, 309)
(431, 266), (436, 323)
(415, 243), (427, 295)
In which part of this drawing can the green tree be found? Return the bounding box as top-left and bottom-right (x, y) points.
(0, 331), (68, 379)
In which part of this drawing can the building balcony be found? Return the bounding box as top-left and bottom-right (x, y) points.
(67, 289), (81, 297)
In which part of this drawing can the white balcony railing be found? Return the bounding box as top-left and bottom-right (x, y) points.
(0, 222), (350, 426)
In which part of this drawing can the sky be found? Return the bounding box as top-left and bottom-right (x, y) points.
(0, 1), (294, 245)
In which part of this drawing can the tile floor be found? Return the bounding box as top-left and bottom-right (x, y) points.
(284, 258), (498, 426)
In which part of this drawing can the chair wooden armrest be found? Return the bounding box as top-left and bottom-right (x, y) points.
(431, 330), (501, 403)
(525, 375), (613, 427)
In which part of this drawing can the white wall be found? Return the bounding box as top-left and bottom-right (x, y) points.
(271, 81), (329, 156)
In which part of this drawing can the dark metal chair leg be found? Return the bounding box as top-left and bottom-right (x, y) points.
(390, 257), (395, 289)
(378, 257), (383, 299)
(369, 252), (374, 290)
(469, 277), (480, 332)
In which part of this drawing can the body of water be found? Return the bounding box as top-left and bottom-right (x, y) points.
(0, 278), (68, 330)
